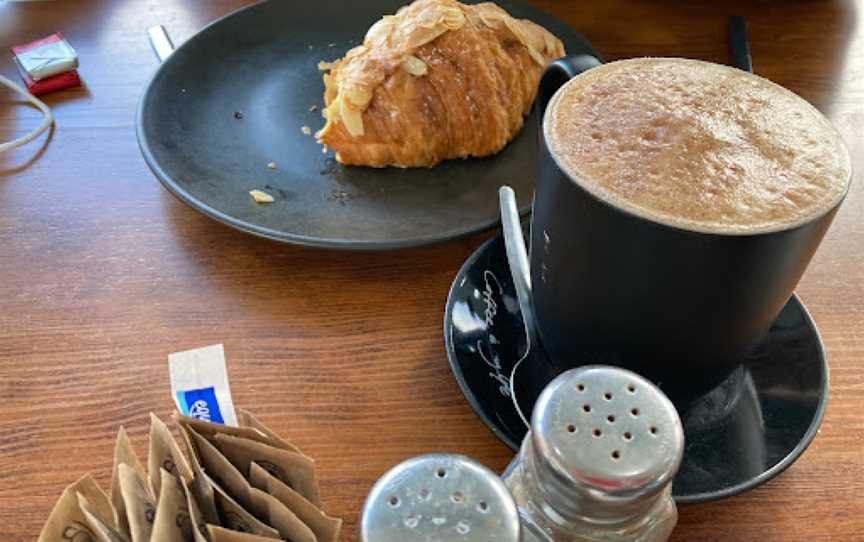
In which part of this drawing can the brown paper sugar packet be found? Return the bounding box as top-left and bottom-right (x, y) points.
(110, 427), (148, 536)
(248, 487), (316, 542)
(206, 525), (280, 542)
(39, 474), (115, 542)
(209, 473), (280, 539)
(177, 422), (277, 539)
(118, 463), (156, 542)
(237, 409), (302, 454)
(149, 413), (193, 498)
(78, 492), (129, 542)
(176, 418), (220, 528)
(180, 477), (213, 542)
(182, 423), (255, 512)
(174, 413), (285, 450)
(211, 433), (320, 506)
(250, 463), (341, 542)
(151, 469), (193, 542)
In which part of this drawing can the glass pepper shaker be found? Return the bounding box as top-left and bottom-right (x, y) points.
(361, 453), (521, 541)
(502, 365), (684, 542)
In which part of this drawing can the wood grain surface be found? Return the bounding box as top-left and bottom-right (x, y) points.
(1, 1), (862, 540)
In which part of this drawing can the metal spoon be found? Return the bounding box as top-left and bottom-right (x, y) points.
(498, 186), (537, 345)
(498, 186), (539, 428)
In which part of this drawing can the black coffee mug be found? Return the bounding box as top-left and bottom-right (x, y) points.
(522, 56), (848, 398)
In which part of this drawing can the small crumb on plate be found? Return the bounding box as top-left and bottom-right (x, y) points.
(301, 126), (312, 135)
(267, 161), (277, 169)
(233, 111), (243, 119)
(250, 189), (274, 203)
(309, 104), (318, 112)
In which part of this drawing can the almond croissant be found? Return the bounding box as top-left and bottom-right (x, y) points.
(316, 0), (565, 168)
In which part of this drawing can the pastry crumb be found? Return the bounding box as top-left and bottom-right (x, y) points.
(309, 104), (318, 112)
(233, 111), (243, 120)
(301, 126), (312, 135)
(250, 189), (274, 203)
(328, 43), (336, 47)
(267, 161), (277, 170)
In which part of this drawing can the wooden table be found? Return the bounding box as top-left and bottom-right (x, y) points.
(1, 1), (862, 540)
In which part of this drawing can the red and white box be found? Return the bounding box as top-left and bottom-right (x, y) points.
(11, 33), (78, 80)
(11, 33), (81, 95)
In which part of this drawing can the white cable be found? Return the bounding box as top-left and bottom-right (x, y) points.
(0, 73), (54, 153)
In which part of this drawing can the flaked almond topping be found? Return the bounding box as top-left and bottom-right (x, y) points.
(401, 55), (428, 76)
(340, 104), (364, 137)
(345, 87), (373, 107)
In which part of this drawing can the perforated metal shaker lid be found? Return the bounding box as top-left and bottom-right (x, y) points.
(360, 454), (521, 542)
(531, 366), (684, 521)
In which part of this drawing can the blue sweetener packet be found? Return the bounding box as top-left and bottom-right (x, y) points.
(169, 344), (238, 426)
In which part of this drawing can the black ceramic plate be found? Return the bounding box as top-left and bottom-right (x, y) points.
(137, 0), (600, 250)
(444, 227), (829, 503)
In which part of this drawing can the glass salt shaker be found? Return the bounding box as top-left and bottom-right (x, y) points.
(361, 453), (521, 542)
(502, 365), (684, 542)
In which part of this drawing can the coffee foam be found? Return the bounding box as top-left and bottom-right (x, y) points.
(544, 58), (851, 234)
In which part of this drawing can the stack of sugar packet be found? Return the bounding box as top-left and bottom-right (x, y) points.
(11, 33), (81, 96)
(38, 410), (341, 542)
(39, 345), (340, 541)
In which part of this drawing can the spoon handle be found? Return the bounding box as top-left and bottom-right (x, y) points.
(148, 25), (175, 63)
(728, 16), (752, 73)
(499, 186), (537, 343)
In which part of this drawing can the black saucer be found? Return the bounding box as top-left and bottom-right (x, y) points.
(444, 227), (829, 504)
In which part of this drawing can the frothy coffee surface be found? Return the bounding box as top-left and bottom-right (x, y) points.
(545, 58), (851, 233)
